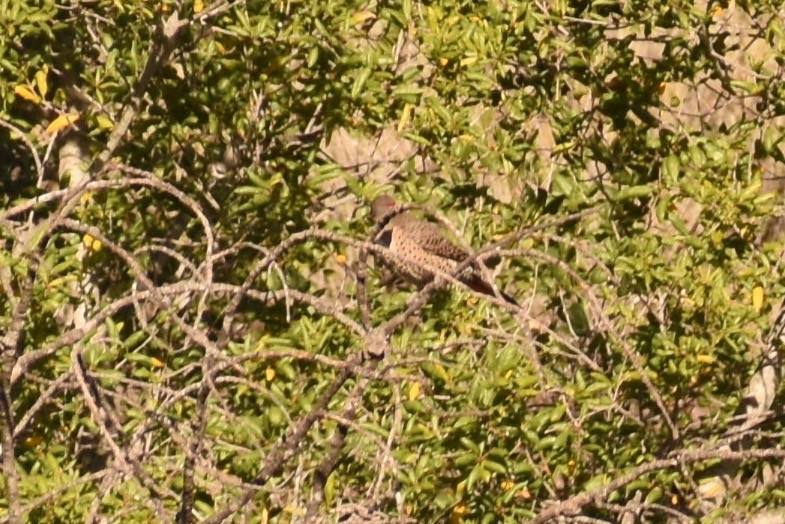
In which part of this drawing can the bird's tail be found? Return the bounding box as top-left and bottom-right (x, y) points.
(463, 274), (518, 306)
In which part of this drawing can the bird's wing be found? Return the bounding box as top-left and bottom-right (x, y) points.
(392, 214), (469, 262)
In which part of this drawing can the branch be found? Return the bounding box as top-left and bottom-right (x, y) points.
(532, 448), (785, 523)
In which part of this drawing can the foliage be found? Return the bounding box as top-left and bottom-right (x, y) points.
(2, 0), (785, 522)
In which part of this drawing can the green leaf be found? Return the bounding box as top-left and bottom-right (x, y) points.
(662, 154), (680, 181)
(351, 67), (372, 99)
(613, 185), (652, 201)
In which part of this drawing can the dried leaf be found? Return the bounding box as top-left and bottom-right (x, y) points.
(752, 286), (764, 312)
(408, 382), (421, 400)
(14, 85), (39, 103)
(45, 113), (80, 134)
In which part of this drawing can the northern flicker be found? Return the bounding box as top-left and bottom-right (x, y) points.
(370, 195), (518, 305)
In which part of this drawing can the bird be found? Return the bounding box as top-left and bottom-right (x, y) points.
(370, 194), (518, 305)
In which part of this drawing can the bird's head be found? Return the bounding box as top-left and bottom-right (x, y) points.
(370, 194), (399, 222)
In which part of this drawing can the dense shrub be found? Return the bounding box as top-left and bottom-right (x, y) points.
(2, 0), (785, 521)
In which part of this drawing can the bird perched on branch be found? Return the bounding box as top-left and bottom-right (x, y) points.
(370, 194), (518, 305)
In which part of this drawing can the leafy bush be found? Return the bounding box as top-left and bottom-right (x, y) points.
(2, 0), (785, 522)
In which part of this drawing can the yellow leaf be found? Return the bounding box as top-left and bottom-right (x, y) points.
(408, 382), (421, 400)
(696, 354), (715, 364)
(752, 286), (764, 313)
(433, 363), (450, 381)
(265, 367), (275, 381)
(194, 0), (204, 13)
(451, 503), (469, 522)
(460, 56), (478, 66)
(96, 115), (114, 130)
(45, 113), (80, 134)
(82, 233), (102, 252)
(698, 477), (726, 498)
(335, 253), (346, 265)
(350, 10), (375, 25)
(397, 103), (413, 132)
(438, 57), (449, 67)
(14, 85), (39, 103)
(150, 357), (165, 368)
(35, 68), (48, 98)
